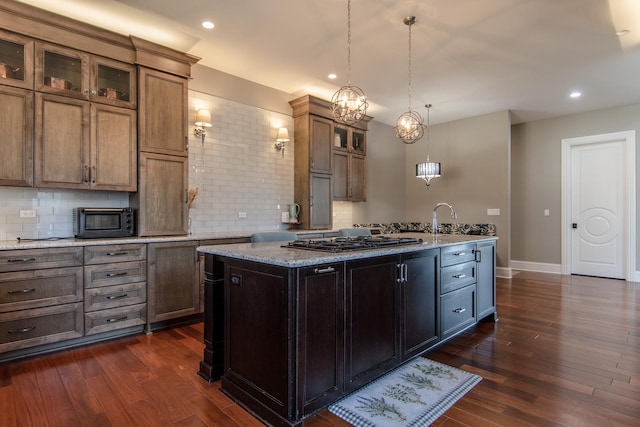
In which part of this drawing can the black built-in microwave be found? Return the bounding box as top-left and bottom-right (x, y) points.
(73, 207), (135, 239)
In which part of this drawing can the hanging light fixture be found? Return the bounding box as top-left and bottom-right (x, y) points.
(330, 0), (369, 125)
(416, 104), (441, 187)
(395, 16), (425, 144)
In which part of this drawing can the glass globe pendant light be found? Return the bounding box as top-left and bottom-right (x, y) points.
(416, 104), (441, 187)
(330, 0), (369, 125)
(395, 16), (425, 144)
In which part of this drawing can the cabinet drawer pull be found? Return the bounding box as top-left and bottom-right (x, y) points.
(106, 293), (129, 300)
(314, 267), (335, 274)
(453, 307), (466, 314)
(452, 274), (466, 279)
(106, 316), (128, 323)
(453, 252), (467, 257)
(106, 252), (129, 256)
(7, 258), (36, 263)
(8, 288), (36, 295)
(8, 326), (36, 334)
(106, 272), (128, 277)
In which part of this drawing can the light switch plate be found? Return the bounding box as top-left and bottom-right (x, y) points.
(20, 210), (36, 218)
(487, 208), (500, 216)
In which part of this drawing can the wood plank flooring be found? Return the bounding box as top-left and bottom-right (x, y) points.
(1, 271), (638, 426)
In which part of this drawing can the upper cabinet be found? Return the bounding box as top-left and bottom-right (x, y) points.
(333, 124), (367, 202)
(0, 1), (198, 199)
(35, 42), (136, 109)
(290, 95), (372, 229)
(0, 29), (34, 90)
(137, 67), (188, 157)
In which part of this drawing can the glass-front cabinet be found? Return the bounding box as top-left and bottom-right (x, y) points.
(0, 30), (34, 90)
(35, 42), (136, 109)
(333, 124), (366, 154)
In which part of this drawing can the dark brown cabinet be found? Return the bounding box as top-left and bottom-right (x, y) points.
(400, 249), (439, 360)
(207, 240), (495, 427)
(476, 241), (498, 321)
(345, 255), (399, 392)
(297, 262), (345, 415)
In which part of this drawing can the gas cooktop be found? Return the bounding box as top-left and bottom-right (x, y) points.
(282, 236), (423, 253)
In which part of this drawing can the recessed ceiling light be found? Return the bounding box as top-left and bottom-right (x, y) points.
(202, 21), (215, 30)
(570, 91), (582, 98)
(328, 73), (337, 79)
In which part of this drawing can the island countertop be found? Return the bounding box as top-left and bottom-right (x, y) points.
(197, 233), (497, 268)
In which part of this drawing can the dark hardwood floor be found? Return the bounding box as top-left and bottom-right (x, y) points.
(1, 271), (638, 426)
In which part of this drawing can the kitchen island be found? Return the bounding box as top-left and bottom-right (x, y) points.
(197, 233), (497, 427)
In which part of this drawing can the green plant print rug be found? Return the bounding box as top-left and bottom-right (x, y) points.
(329, 358), (482, 427)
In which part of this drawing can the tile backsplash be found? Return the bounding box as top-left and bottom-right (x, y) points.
(0, 93), (293, 241)
(0, 92), (357, 241)
(0, 187), (128, 241)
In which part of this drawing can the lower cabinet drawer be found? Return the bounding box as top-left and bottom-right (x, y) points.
(441, 284), (476, 338)
(0, 303), (83, 352)
(0, 267), (83, 313)
(441, 261), (476, 294)
(84, 260), (147, 288)
(84, 282), (146, 312)
(84, 303), (146, 335)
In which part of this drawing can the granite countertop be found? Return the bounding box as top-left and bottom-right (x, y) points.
(197, 233), (497, 268)
(0, 229), (343, 251)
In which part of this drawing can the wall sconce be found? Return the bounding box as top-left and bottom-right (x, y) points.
(194, 109), (212, 145)
(275, 127), (290, 157)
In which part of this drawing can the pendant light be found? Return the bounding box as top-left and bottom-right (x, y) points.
(395, 16), (425, 144)
(330, 0), (369, 125)
(416, 104), (441, 187)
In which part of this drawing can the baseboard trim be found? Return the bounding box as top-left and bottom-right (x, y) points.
(496, 266), (512, 279)
(510, 260), (562, 274)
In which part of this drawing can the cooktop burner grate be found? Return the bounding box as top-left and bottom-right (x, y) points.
(282, 236), (423, 252)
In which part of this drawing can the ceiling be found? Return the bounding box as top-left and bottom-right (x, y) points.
(17, 0), (640, 126)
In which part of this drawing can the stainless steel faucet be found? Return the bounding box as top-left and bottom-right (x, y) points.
(432, 202), (457, 236)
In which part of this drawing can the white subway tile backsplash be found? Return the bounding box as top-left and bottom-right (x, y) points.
(0, 93), (295, 239)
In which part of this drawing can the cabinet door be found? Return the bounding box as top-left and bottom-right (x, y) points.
(34, 92), (90, 189)
(476, 241), (497, 321)
(35, 42), (90, 100)
(298, 263), (344, 415)
(0, 86), (33, 186)
(401, 249), (439, 360)
(309, 173), (332, 229)
(147, 241), (199, 325)
(133, 152), (188, 236)
(0, 29), (34, 90)
(138, 67), (188, 156)
(332, 150), (349, 200)
(91, 103), (137, 191)
(309, 115), (332, 174)
(91, 56), (136, 109)
(349, 154), (366, 202)
(345, 255), (399, 392)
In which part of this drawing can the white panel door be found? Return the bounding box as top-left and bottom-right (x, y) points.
(570, 140), (625, 278)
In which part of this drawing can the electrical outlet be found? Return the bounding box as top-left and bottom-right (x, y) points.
(487, 208), (500, 216)
(544, 209), (550, 216)
(238, 211), (247, 218)
(19, 210), (36, 218)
